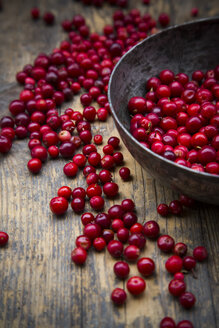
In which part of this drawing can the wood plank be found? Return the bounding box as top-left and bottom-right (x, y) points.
(0, 0), (219, 327)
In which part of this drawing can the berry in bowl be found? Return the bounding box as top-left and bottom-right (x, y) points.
(108, 18), (219, 204)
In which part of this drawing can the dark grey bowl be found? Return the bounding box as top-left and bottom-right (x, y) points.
(108, 17), (219, 205)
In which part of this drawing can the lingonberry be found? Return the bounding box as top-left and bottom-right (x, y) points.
(111, 288), (127, 305)
(71, 247), (87, 265)
(160, 317), (176, 328)
(121, 199), (135, 212)
(27, 158), (42, 174)
(137, 257), (155, 277)
(176, 320), (194, 328)
(183, 256), (196, 271)
(71, 197), (85, 213)
(99, 169), (112, 183)
(0, 231), (9, 246)
(94, 134), (103, 145)
(84, 223), (101, 240)
(113, 261), (130, 279)
(72, 187), (86, 199)
(165, 255), (183, 274)
(169, 200), (183, 215)
(48, 145), (59, 158)
(157, 235), (175, 253)
(143, 220), (160, 239)
(117, 227), (130, 243)
(130, 223), (143, 234)
(179, 292), (196, 309)
(73, 154), (87, 168)
(179, 195), (195, 207)
(63, 162), (78, 177)
(157, 203), (169, 216)
(111, 219), (124, 232)
(106, 136), (120, 149)
(76, 235), (92, 250)
(107, 240), (124, 258)
(59, 142), (75, 158)
(86, 172), (99, 185)
(0, 135), (12, 153)
(174, 272), (185, 281)
(90, 196), (104, 211)
(126, 276), (146, 295)
(95, 213), (111, 229)
(93, 237), (106, 251)
(193, 246), (208, 262)
(50, 197), (68, 215)
(124, 245), (140, 261)
(168, 279), (186, 297)
(28, 139), (41, 150)
(173, 243), (188, 257)
(128, 233), (146, 249)
(83, 144), (97, 156)
(158, 13), (170, 27)
(103, 182), (119, 197)
(101, 155), (115, 170)
(123, 212), (137, 228)
(119, 167), (131, 181)
(103, 144), (114, 155)
(86, 184), (102, 198)
(81, 212), (94, 226)
(102, 229), (114, 244)
(31, 145), (47, 162)
(108, 205), (124, 219)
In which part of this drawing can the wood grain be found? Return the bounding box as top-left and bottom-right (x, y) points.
(0, 0), (219, 327)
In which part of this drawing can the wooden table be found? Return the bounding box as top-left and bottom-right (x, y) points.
(0, 1), (219, 327)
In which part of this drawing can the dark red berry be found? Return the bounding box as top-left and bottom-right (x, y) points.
(126, 276), (146, 295)
(113, 261), (130, 279)
(183, 256), (196, 271)
(50, 197), (68, 215)
(107, 240), (123, 258)
(160, 317), (176, 328)
(179, 292), (196, 309)
(111, 288), (127, 305)
(71, 247), (87, 265)
(0, 231), (9, 246)
(143, 220), (160, 239)
(157, 203), (169, 216)
(165, 255), (183, 274)
(137, 257), (155, 277)
(193, 246), (208, 262)
(157, 235), (175, 253)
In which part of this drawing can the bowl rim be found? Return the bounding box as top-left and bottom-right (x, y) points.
(108, 16), (219, 180)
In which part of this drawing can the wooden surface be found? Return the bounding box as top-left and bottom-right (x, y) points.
(0, 1), (219, 327)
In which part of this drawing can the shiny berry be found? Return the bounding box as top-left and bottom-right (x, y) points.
(173, 242), (187, 257)
(50, 197), (68, 215)
(160, 317), (176, 328)
(137, 257), (155, 277)
(193, 246), (208, 262)
(0, 231), (9, 246)
(168, 279), (186, 297)
(71, 247), (87, 265)
(157, 235), (175, 253)
(179, 292), (196, 309)
(143, 220), (160, 239)
(126, 276), (146, 295)
(183, 256), (196, 271)
(76, 235), (92, 250)
(27, 158), (42, 174)
(157, 203), (169, 216)
(113, 261), (130, 279)
(165, 255), (183, 274)
(111, 288), (127, 305)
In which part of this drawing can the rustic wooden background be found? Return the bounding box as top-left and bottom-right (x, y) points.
(0, 0), (219, 327)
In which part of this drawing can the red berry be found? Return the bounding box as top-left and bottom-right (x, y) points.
(27, 158), (42, 174)
(119, 167), (131, 181)
(108, 136), (120, 149)
(94, 134), (103, 145)
(143, 220), (160, 239)
(71, 247), (87, 265)
(73, 154), (87, 167)
(99, 169), (112, 183)
(103, 182), (119, 197)
(157, 203), (169, 216)
(107, 240), (123, 258)
(93, 237), (106, 251)
(173, 242), (187, 257)
(168, 279), (186, 297)
(157, 235), (175, 253)
(121, 199), (135, 212)
(71, 197), (85, 213)
(179, 292), (196, 309)
(76, 235), (92, 250)
(31, 145), (47, 162)
(128, 233), (146, 249)
(72, 187), (86, 199)
(176, 320), (194, 328)
(169, 200), (183, 215)
(57, 186), (72, 200)
(160, 317), (176, 328)
(117, 228), (130, 243)
(0, 231), (9, 246)
(183, 256), (196, 271)
(90, 196), (104, 211)
(81, 212), (94, 226)
(165, 255), (183, 274)
(111, 288), (127, 305)
(63, 162), (78, 177)
(113, 261), (130, 279)
(124, 245), (140, 261)
(137, 257), (155, 276)
(126, 276), (146, 295)
(193, 246), (208, 262)
(50, 197), (68, 215)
